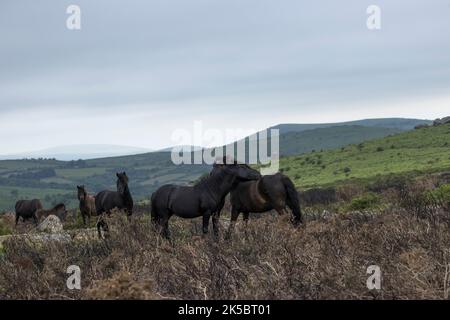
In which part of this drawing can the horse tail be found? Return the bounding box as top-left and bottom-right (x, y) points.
(282, 175), (303, 225)
(150, 192), (158, 226)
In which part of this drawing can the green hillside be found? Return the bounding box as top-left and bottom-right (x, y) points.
(271, 118), (431, 134)
(0, 121), (447, 212)
(280, 124), (450, 188)
(277, 125), (401, 156)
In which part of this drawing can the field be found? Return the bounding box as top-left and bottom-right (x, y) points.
(0, 121), (438, 212)
(1, 185), (449, 299)
(281, 124), (450, 188)
(1, 123), (450, 299)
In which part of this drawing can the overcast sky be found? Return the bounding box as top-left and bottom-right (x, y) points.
(1, 0), (449, 154)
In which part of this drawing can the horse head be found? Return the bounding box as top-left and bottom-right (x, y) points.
(212, 160), (261, 181)
(116, 172), (129, 195)
(77, 185), (86, 201)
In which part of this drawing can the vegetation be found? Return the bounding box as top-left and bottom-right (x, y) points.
(1, 193), (449, 299)
(280, 124), (450, 188)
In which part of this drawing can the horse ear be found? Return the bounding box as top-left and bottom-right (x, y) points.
(123, 171), (127, 176)
(116, 172), (120, 178)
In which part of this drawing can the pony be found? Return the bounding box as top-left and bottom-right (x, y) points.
(151, 162), (261, 239)
(36, 203), (68, 222)
(15, 199), (43, 225)
(213, 165), (303, 237)
(77, 185), (97, 226)
(95, 172), (133, 238)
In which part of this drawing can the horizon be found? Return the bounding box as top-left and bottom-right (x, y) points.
(1, 1), (450, 154)
(0, 116), (437, 159)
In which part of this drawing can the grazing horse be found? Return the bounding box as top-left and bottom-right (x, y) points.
(77, 185), (97, 225)
(15, 199), (43, 225)
(151, 163), (261, 239)
(213, 167), (303, 237)
(95, 172), (133, 238)
(36, 203), (68, 222)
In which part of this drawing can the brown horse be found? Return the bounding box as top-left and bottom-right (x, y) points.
(213, 166), (303, 237)
(77, 185), (97, 225)
(35, 203), (68, 222)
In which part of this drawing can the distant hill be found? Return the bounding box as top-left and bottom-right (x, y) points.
(276, 125), (402, 156)
(0, 118), (439, 211)
(271, 118), (431, 134)
(280, 123), (450, 188)
(0, 144), (152, 161)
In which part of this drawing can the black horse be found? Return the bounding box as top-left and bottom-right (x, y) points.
(95, 172), (133, 238)
(15, 199), (43, 225)
(213, 167), (303, 237)
(151, 163), (261, 239)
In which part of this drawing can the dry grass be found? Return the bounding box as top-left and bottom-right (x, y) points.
(0, 205), (449, 300)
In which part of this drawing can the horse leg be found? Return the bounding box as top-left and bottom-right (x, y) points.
(32, 212), (38, 225)
(212, 211), (220, 239)
(82, 212), (87, 226)
(225, 207), (240, 240)
(15, 214), (19, 226)
(97, 215), (109, 239)
(160, 215), (170, 239)
(96, 216), (103, 238)
(243, 212), (249, 226)
(202, 210), (212, 235)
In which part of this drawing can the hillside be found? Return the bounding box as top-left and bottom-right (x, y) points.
(0, 119), (443, 212)
(271, 118), (431, 134)
(280, 123), (450, 188)
(277, 125), (401, 156)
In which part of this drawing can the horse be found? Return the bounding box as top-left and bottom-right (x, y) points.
(36, 203), (68, 222)
(15, 199), (43, 226)
(213, 166), (303, 237)
(77, 185), (97, 226)
(95, 172), (133, 238)
(151, 162), (261, 239)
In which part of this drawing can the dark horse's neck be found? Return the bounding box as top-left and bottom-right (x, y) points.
(195, 169), (235, 204)
(119, 185), (133, 209)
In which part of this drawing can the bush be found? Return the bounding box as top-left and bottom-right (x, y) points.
(349, 193), (380, 210)
(1, 211), (450, 299)
(428, 184), (450, 210)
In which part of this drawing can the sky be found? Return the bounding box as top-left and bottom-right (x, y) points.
(1, 0), (450, 154)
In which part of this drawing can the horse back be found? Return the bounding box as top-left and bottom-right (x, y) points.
(95, 190), (123, 214)
(15, 199), (42, 216)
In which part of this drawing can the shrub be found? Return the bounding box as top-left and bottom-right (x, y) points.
(1, 211), (450, 299)
(349, 193), (380, 211)
(428, 184), (450, 210)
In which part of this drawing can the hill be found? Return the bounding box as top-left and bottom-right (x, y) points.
(0, 118), (441, 212)
(280, 123), (450, 188)
(271, 118), (431, 134)
(0, 144), (152, 161)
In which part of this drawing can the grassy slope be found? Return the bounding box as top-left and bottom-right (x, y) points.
(281, 124), (450, 188)
(0, 123), (447, 211)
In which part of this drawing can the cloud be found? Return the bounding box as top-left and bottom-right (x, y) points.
(0, 0), (449, 153)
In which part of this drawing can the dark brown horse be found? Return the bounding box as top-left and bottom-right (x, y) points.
(213, 167), (303, 237)
(77, 185), (97, 225)
(36, 203), (68, 222)
(151, 163), (261, 239)
(95, 172), (133, 238)
(15, 199), (43, 225)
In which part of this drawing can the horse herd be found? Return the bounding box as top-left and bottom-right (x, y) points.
(14, 159), (303, 239)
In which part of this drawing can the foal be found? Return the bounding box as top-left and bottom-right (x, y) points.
(77, 185), (96, 226)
